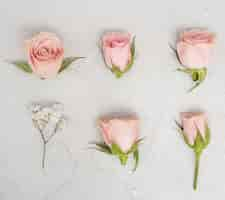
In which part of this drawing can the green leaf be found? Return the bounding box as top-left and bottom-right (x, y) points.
(93, 142), (112, 154)
(119, 154), (128, 165)
(59, 57), (84, 73)
(133, 149), (139, 171)
(12, 61), (33, 73)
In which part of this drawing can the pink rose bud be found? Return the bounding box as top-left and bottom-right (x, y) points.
(94, 115), (141, 170)
(99, 116), (139, 153)
(177, 29), (215, 68)
(180, 112), (207, 145)
(175, 29), (215, 91)
(101, 32), (135, 77)
(177, 111), (210, 190)
(26, 32), (64, 79)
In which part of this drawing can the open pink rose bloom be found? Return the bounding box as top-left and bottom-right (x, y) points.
(177, 111), (210, 190)
(94, 116), (141, 170)
(12, 31), (82, 79)
(26, 32), (64, 79)
(102, 32), (135, 77)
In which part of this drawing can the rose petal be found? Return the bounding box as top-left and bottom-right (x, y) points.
(26, 32), (64, 79)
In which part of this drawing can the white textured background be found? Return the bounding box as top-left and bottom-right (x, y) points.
(0, 0), (225, 199)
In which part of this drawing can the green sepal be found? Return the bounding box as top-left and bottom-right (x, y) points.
(175, 121), (210, 151)
(59, 56), (84, 73)
(125, 36), (135, 71)
(175, 121), (194, 148)
(177, 67), (192, 74)
(111, 142), (141, 168)
(133, 149), (139, 171)
(204, 125), (211, 147)
(93, 142), (112, 155)
(169, 44), (182, 65)
(127, 138), (144, 154)
(111, 143), (123, 155)
(111, 37), (135, 78)
(93, 139), (142, 170)
(127, 143), (138, 154)
(128, 138), (143, 171)
(193, 133), (205, 154)
(12, 60), (33, 73)
(111, 65), (123, 78)
(193, 125), (210, 153)
(177, 67), (207, 92)
(111, 143), (129, 166)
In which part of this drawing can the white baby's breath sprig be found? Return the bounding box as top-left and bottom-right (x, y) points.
(30, 102), (66, 169)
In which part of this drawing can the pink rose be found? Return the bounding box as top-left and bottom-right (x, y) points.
(180, 112), (207, 145)
(177, 29), (215, 68)
(178, 111), (210, 190)
(102, 32), (133, 72)
(26, 32), (64, 79)
(99, 116), (139, 153)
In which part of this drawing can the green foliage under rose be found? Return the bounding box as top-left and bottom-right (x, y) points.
(12, 56), (84, 76)
(93, 137), (143, 171)
(12, 61), (33, 73)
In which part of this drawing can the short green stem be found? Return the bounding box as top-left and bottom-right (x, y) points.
(193, 152), (201, 190)
(119, 154), (128, 166)
(177, 67), (207, 92)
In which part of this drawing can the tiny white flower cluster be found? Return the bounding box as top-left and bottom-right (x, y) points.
(30, 103), (66, 142)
